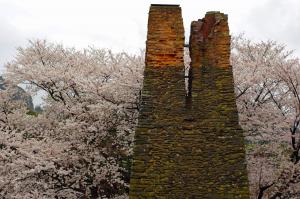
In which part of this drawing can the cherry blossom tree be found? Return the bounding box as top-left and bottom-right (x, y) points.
(1, 40), (144, 198)
(232, 34), (300, 198)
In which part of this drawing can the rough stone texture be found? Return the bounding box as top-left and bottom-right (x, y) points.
(129, 6), (249, 199)
(189, 12), (230, 68)
(145, 4), (184, 67)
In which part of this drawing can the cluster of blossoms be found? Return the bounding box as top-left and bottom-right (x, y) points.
(0, 40), (144, 198)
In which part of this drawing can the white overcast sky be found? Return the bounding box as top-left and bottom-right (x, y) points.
(1, 0), (300, 72)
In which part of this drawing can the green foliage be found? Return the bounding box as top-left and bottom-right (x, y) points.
(26, 110), (38, 116)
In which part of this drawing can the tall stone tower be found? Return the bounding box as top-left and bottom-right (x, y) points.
(129, 5), (249, 198)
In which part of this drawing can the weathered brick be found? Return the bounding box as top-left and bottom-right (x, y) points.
(189, 11), (230, 68)
(129, 5), (249, 199)
(145, 4), (184, 67)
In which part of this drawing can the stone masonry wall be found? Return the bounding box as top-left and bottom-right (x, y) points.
(129, 5), (249, 198)
(189, 12), (230, 68)
(145, 4), (184, 67)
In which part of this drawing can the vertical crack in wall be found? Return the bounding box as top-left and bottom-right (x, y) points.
(184, 47), (192, 108)
(129, 6), (249, 199)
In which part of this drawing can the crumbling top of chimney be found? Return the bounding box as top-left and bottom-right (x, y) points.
(206, 11), (221, 14)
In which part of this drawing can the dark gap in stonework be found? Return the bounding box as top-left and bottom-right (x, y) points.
(184, 45), (193, 109)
